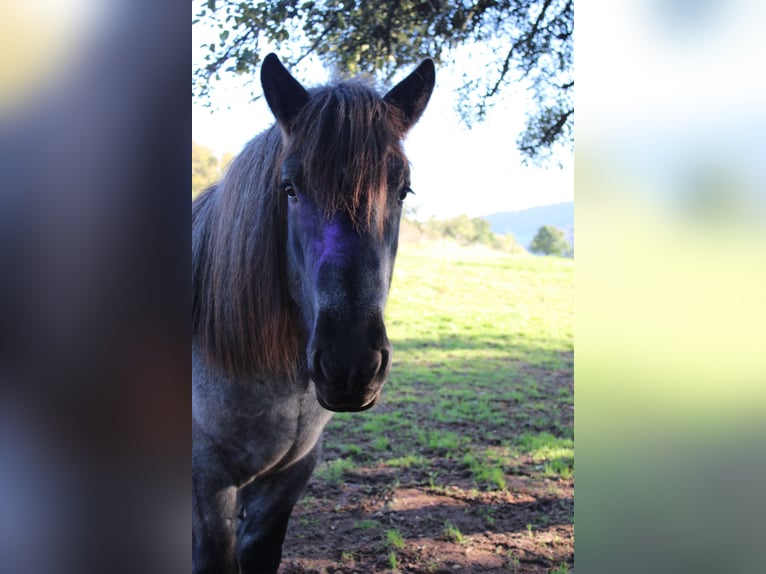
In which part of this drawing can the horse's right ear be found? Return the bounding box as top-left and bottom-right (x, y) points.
(261, 53), (309, 132)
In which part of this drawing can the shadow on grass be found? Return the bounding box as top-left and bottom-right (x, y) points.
(390, 334), (573, 375)
(363, 335), (573, 439)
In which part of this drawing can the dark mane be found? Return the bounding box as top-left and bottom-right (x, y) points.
(192, 79), (407, 377)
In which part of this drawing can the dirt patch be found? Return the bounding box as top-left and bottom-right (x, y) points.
(280, 464), (573, 573)
(278, 361), (574, 572)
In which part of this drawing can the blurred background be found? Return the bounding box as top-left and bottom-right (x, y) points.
(1, 1), (188, 573)
(577, 2), (766, 573)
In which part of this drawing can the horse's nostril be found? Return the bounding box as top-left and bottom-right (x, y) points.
(312, 347), (386, 388)
(312, 348), (347, 384)
(378, 347), (391, 378)
(360, 352), (382, 380)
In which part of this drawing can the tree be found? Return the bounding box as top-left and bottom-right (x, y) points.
(530, 224), (569, 256)
(491, 232), (526, 254)
(192, 141), (232, 198)
(193, 0), (573, 165)
(439, 214), (494, 245)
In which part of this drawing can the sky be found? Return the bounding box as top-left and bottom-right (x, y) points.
(192, 27), (573, 220)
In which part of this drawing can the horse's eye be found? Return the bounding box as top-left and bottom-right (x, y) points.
(398, 186), (413, 204)
(280, 182), (297, 199)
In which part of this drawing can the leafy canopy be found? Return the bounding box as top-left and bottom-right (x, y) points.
(193, 0), (573, 165)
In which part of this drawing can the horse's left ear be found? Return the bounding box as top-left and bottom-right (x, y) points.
(261, 53), (309, 132)
(384, 58), (435, 134)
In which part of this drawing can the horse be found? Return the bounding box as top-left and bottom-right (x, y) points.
(192, 53), (434, 573)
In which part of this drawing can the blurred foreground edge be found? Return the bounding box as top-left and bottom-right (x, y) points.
(0, 2), (189, 573)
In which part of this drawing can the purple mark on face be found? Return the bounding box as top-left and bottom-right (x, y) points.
(318, 215), (356, 263)
(296, 195), (359, 282)
(302, 209), (366, 315)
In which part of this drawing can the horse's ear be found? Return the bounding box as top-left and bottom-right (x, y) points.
(384, 58), (435, 134)
(261, 53), (309, 132)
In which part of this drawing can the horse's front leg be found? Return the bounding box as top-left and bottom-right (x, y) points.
(235, 442), (321, 574)
(192, 428), (238, 574)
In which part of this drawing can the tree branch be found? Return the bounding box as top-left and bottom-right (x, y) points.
(540, 107), (573, 146)
(485, 0), (553, 98)
(202, 27), (256, 76)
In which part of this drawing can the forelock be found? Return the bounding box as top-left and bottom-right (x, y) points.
(284, 81), (407, 231)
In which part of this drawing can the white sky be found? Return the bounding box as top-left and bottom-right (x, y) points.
(192, 22), (574, 219)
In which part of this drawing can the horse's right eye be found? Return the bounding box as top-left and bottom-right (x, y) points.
(280, 182), (297, 199)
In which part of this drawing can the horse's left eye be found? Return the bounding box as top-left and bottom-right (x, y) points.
(280, 182), (297, 199)
(398, 187), (413, 204)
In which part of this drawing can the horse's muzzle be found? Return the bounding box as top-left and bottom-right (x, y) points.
(309, 312), (392, 412)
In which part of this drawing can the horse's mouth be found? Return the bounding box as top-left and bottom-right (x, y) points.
(314, 389), (380, 413)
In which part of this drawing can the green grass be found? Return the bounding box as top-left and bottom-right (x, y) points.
(417, 429), (462, 453)
(516, 431), (575, 478)
(462, 451), (509, 490)
(388, 550), (399, 570)
(315, 458), (356, 484)
(372, 436), (390, 451)
(338, 443), (364, 459)
(386, 528), (405, 549)
(386, 454), (427, 469)
(388, 249), (570, 412)
(442, 520), (465, 544)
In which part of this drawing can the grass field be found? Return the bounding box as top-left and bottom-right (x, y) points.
(281, 241), (574, 573)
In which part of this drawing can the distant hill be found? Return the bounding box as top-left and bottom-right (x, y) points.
(482, 201), (574, 249)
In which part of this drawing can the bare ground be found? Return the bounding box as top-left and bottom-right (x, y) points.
(279, 360), (574, 573)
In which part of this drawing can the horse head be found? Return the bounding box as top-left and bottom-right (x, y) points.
(261, 54), (434, 412)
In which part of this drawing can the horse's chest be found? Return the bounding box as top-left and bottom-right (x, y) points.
(192, 348), (333, 480)
(261, 387), (331, 467)
(226, 382), (331, 479)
